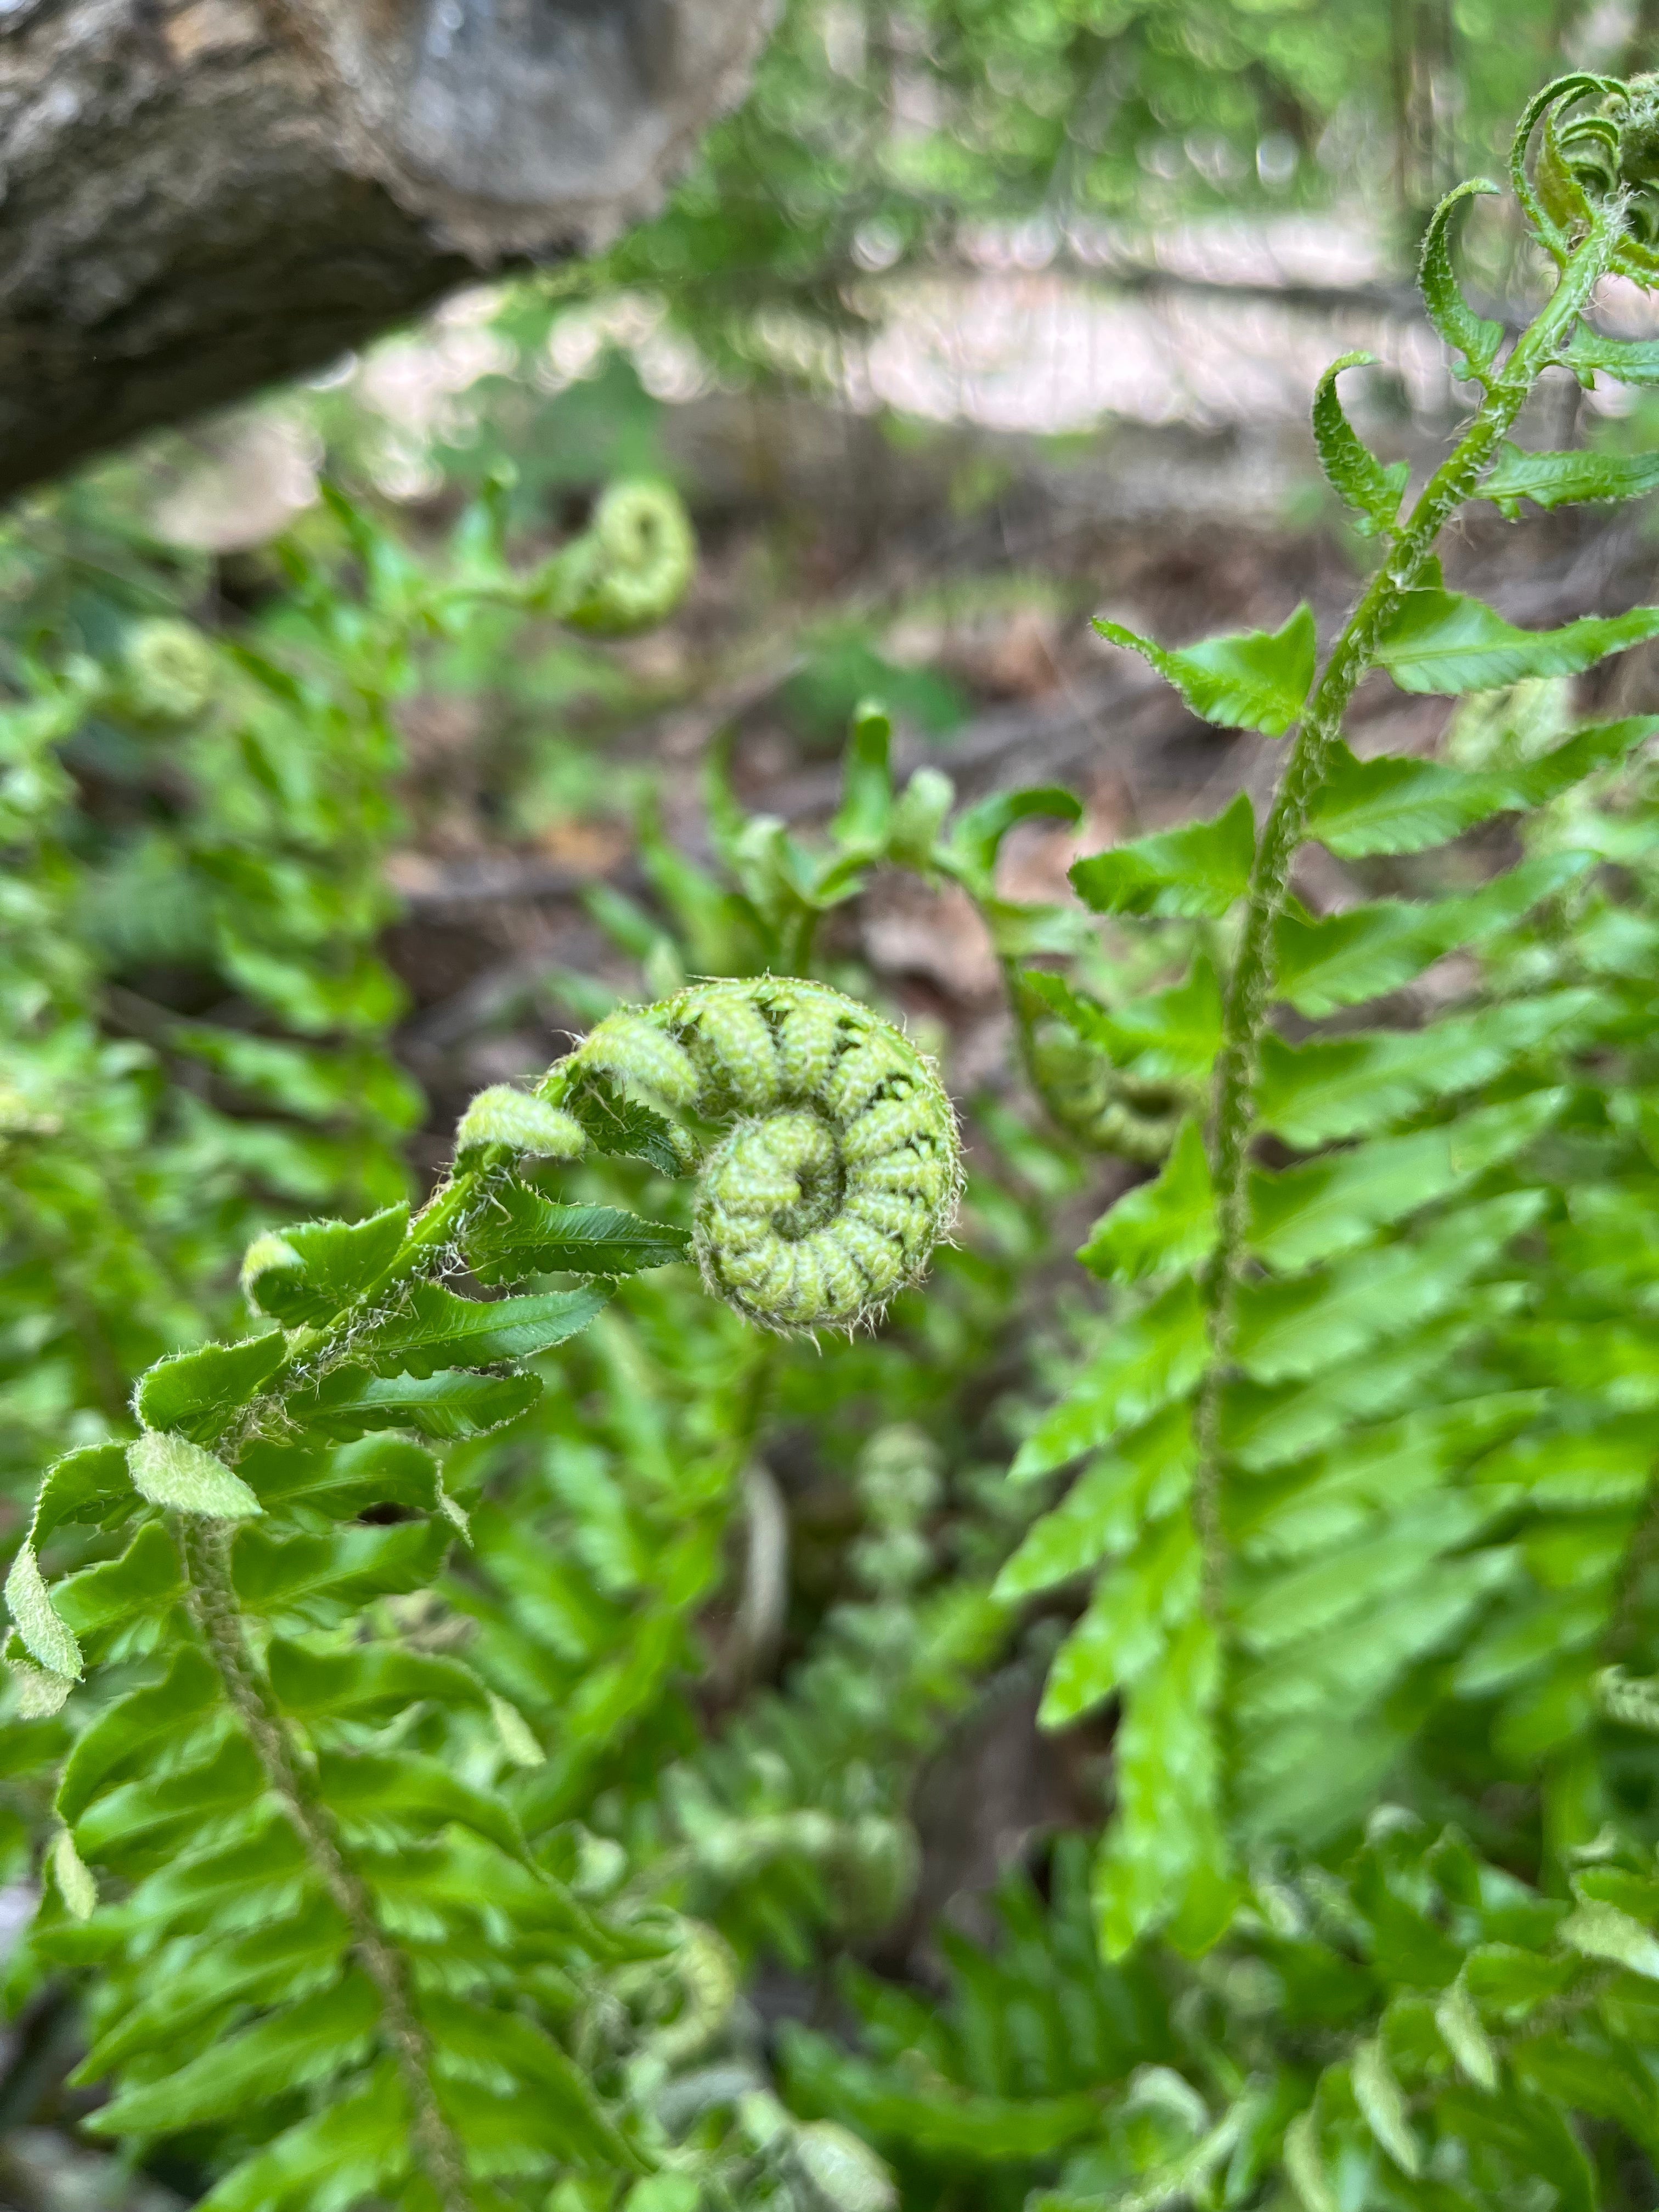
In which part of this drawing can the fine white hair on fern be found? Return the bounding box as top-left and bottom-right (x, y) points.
(552, 977), (963, 1333)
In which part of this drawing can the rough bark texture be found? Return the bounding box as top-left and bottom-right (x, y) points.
(0, 0), (772, 498)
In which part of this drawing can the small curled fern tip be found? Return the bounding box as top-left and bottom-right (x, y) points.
(1028, 1020), (1187, 1164)
(554, 977), (963, 1333)
(117, 618), (217, 725)
(548, 479), (697, 636)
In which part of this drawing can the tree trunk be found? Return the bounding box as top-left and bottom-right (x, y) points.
(0, 0), (772, 498)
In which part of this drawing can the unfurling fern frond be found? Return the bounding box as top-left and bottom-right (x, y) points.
(538, 481), (698, 637)
(2, 980), (958, 2212)
(545, 978), (963, 1334)
(20, 60), (1659, 2212)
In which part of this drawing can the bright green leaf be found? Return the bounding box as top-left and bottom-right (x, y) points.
(1418, 179), (1505, 382)
(1479, 441), (1659, 517)
(1375, 578), (1659, 694)
(354, 1283), (609, 1377)
(57, 1647), (221, 1824)
(464, 1187), (690, 1280)
(128, 1432), (263, 1520)
(1093, 605), (1316, 736)
(1435, 1975), (1499, 2090)
(1028, 956), (1223, 1085)
(191, 2058), (408, 2212)
(994, 1405), (1195, 1602)
(1248, 1091), (1562, 1270)
(75, 1735), (264, 1865)
(423, 1993), (638, 2166)
(1304, 720), (1655, 857)
(1012, 1276), (1207, 1481)
(134, 1333), (289, 1443)
(4, 1542), (82, 1681)
(317, 1746), (522, 1853)
(1039, 1510), (1200, 1726)
(1257, 991), (1602, 1145)
(945, 786), (1082, 890)
(1560, 1897), (1659, 1980)
(30, 1444), (133, 1547)
(240, 1204), (411, 1326)
(92, 1972), (380, 2137)
(52, 1522), (183, 1645)
(232, 1521), (450, 1623)
(1079, 1120), (1216, 1282)
(1312, 352), (1410, 535)
(285, 1364), (543, 1443)
(1564, 326), (1659, 386)
(1234, 1193), (1542, 1382)
(1351, 2039), (1421, 2176)
(1090, 1616), (1222, 1956)
(1282, 2110), (1336, 2212)
(831, 699), (895, 849)
(488, 1692), (545, 1768)
(1070, 792), (1254, 919)
(266, 1638), (488, 1724)
(51, 1826), (97, 1920)
(1273, 851), (1593, 1015)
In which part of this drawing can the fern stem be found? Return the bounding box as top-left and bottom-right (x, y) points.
(1192, 204), (1624, 1628)
(176, 1523), (473, 2211)
(219, 1174), (483, 1465)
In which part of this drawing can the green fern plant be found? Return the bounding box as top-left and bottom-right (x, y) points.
(334, 693), (1090, 2104)
(2, 978), (962, 2210)
(427, 726), (1083, 1993)
(22, 61), (1659, 2212)
(785, 1809), (1659, 2211)
(949, 66), (1659, 2190)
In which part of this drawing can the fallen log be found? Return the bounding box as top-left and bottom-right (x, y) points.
(0, 0), (771, 495)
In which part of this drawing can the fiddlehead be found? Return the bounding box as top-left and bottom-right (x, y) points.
(540, 479), (697, 636)
(542, 977), (963, 1333)
(114, 617), (218, 725)
(1022, 1007), (1191, 1164)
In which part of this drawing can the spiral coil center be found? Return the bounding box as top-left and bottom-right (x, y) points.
(550, 978), (962, 1333)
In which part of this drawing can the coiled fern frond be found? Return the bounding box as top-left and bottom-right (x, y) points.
(2, 974), (962, 2211)
(539, 978), (963, 1333)
(542, 480), (697, 636)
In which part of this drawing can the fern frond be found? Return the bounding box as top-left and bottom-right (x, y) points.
(5, 983), (963, 2208)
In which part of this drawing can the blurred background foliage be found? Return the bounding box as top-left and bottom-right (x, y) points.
(8, 1), (1659, 2205)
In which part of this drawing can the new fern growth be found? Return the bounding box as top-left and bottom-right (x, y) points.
(551, 979), (963, 1333)
(0, 464), (698, 1513)
(2, 981), (960, 2211)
